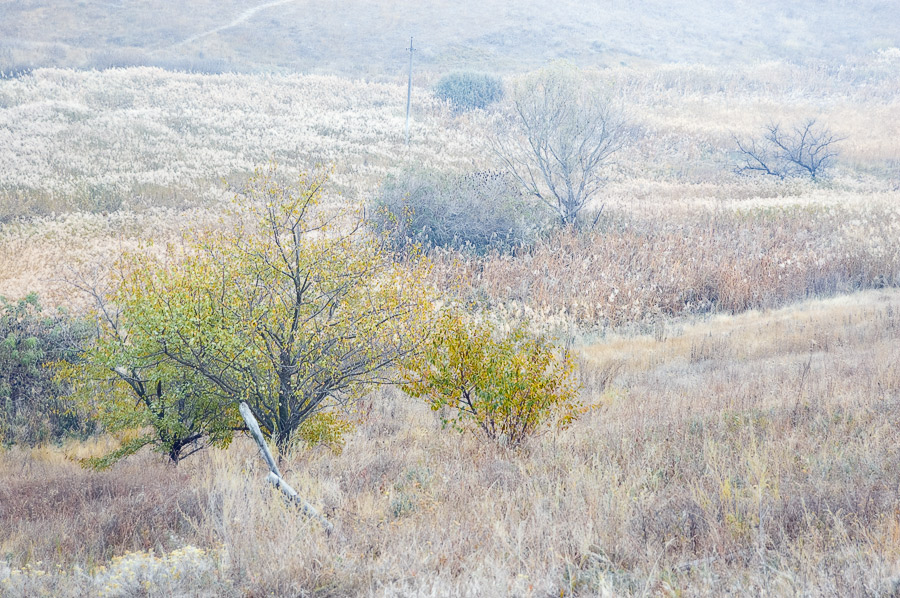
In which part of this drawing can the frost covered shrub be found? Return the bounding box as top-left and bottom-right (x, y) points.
(371, 168), (552, 254)
(434, 72), (504, 113)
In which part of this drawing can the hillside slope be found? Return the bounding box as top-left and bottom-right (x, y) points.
(2, 0), (899, 76)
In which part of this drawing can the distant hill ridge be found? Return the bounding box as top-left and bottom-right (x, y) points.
(2, 0), (898, 76)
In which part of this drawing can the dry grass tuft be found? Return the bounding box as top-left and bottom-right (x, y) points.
(0, 447), (207, 570)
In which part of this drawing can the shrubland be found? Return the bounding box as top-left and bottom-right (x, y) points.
(370, 167), (551, 254)
(2, 55), (900, 596)
(0, 294), (94, 445)
(431, 202), (900, 330)
(2, 291), (899, 595)
(434, 72), (504, 114)
(3, 57), (898, 306)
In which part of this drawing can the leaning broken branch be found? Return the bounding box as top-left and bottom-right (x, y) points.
(238, 401), (333, 533)
(239, 402), (282, 478)
(266, 472), (333, 533)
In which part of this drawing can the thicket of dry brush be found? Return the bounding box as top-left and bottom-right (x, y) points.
(431, 203), (900, 330)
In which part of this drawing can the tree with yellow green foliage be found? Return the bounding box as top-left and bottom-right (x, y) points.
(401, 311), (579, 446)
(65, 166), (433, 465)
(57, 313), (239, 466)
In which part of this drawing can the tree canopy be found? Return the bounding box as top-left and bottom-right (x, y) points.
(66, 167), (433, 464)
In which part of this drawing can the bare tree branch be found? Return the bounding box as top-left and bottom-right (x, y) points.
(734, 118), (843, 180)
(491, 64), (626, 225)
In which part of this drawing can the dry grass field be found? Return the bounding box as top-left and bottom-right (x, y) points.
(1, 55), (898, 307)
(2, 290), (899, 596)
(1, 44), (900, 597)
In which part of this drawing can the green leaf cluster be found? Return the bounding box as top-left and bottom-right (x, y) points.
(58, 318), (239, 466)
(0, 293), (94, 444)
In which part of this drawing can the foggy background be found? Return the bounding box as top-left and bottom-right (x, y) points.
(2, 0), (899, 77)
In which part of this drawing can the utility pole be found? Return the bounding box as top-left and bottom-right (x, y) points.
(405, 36), (414, 147)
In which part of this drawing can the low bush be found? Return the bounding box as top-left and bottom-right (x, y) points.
(434, 72), (504, 113)
(734, 118), (842, 180)
(0, 293), (94, 444)
(401, 311), (579, 445)
(370, 168), (552, 254)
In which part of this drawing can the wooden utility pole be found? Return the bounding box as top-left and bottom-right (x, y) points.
(405, 36), (414, 146)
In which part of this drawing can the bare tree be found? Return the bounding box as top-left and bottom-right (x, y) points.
(735, 119), (843, 180)
(492, 63), (626, 225)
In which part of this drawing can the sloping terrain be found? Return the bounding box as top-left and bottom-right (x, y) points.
(2, 0), (899, 75)
(2, 289), (899, 595)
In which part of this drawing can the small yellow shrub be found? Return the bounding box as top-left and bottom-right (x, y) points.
(401, 312), (580, 445)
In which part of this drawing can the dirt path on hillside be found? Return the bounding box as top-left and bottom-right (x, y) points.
(171, 0), (298, 49)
